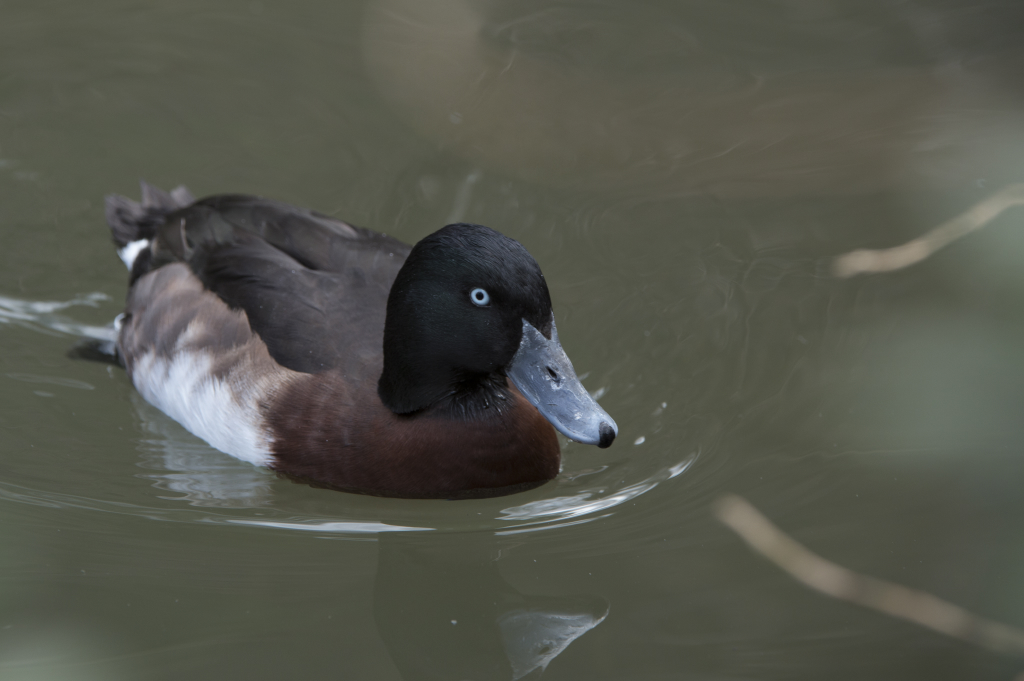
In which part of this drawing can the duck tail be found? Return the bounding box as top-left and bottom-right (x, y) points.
(105, 180), (195, 247)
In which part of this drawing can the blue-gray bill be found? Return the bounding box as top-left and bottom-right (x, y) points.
(506, 317), (617, 448)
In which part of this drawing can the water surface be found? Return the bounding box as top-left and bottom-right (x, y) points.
(2, 1), (1024, 679)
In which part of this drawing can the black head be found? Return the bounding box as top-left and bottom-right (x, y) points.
(378, 223), (553, 414)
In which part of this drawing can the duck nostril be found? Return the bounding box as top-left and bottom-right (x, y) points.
(546, 366), (559, 382)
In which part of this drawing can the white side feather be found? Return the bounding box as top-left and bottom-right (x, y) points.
(131, 350), (276, 467)
(118, 239), (150, 269)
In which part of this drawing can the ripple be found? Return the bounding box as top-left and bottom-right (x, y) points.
(1, 291), (703, 538)
(0, 292), (116, 341)
(225, 518), (432, 533)
(6, 373), (95, 390)
(498, 450), (697, 528)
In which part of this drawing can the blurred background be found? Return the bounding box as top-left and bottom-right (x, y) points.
(1, 1), (1024, 678)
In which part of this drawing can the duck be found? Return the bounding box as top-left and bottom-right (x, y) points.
(105, 182), (617, 499)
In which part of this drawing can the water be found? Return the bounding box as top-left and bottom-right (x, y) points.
(2, 1), (1024, 678)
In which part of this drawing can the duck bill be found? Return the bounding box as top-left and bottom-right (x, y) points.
(506, 317), (617, 448)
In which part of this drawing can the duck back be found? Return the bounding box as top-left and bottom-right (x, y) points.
(114, 190), (411, 379)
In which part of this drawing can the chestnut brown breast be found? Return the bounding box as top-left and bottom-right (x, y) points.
(266, 373), (561, 499)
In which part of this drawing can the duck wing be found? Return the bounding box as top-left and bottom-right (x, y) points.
(112, 186), (411, 376)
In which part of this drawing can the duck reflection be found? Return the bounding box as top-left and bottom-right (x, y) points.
(130, 392), (274, 508)
(129, 392), (607, 677)
(374, 531), (607, 680)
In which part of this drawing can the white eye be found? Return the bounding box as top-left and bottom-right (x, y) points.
(470, 288), (490, 306)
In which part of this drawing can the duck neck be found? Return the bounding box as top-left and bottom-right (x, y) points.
(378, 361), (514, 421)
(430, 373), (515, 421)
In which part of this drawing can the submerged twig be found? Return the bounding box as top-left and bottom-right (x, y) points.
(713, 494), (1024, 655)
(833, 183), (1024, 277)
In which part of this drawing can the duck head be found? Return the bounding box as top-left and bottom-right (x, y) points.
(378, 223), (617, 448)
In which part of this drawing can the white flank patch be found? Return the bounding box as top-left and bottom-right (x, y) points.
(118, 239), (150, 269)
(131, 350), (275, 467)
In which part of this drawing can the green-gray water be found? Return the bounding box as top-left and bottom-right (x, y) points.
(2, 1), (1024, 679)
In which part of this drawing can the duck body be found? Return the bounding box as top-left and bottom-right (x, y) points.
(106, 183), (614, 499)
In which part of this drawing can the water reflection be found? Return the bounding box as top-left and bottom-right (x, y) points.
(364, 0), (1024, 196)
(131, 393), (275, 509)
(374, 531), (607, 680)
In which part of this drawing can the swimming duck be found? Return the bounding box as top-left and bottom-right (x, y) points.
(105, 182), (616, 499)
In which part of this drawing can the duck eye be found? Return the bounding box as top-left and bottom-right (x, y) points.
(470, 288), (490, 306)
